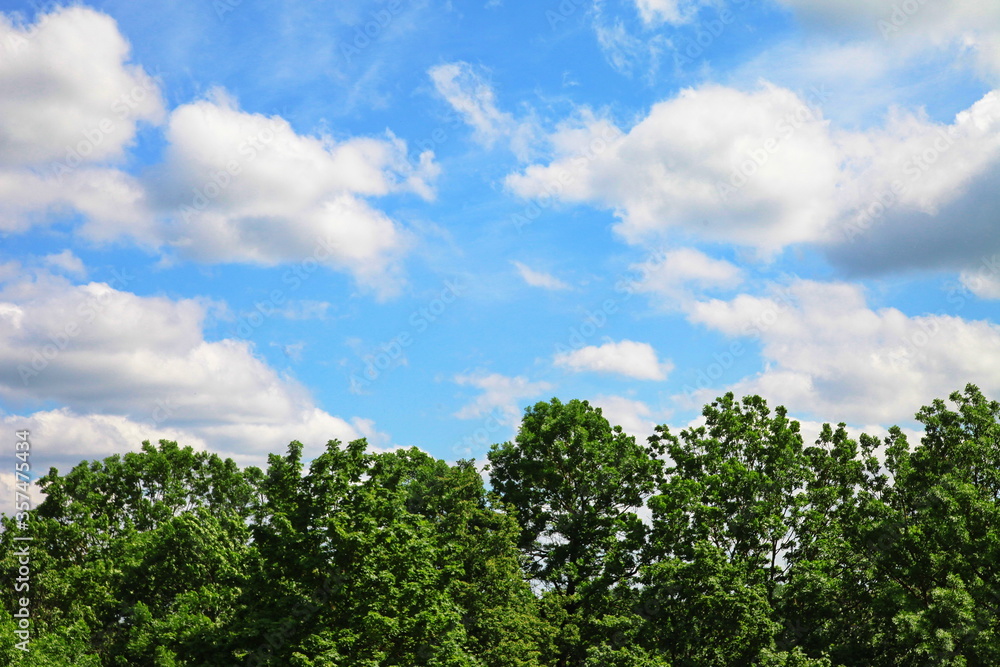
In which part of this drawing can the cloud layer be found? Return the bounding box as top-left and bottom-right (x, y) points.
(0, 266), (388, 468)
(683, 279), (1000, 424)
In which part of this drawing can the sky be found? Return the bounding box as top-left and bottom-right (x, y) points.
(2, 0), (1000, 492)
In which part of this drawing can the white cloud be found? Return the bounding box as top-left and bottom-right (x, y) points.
(591, 0), (676, 81)
(772, 0), (1000, 81)
(633, 0), (711, 26)
(0, 267), (390, 467)
(143, 91), (439, 298)
(0, 7), (161, 238)
(453, 371), (553, 424)
(682, 279), (1000, 424)
(590, 394), (657, 439)
(507, 83), (842, 253)
(0, 167), (151, 239)
(42, 250), (86, 278)
(555, 339), (673, 380)
(840, 92), (1000, 216)
(429, 62), (514, 148)
(824, 91), (1000, 274)
(634, 0), (683, 24)
(0, 7), (163, 166)
(0, 8), (437, 297)
(512, 260), (570, 290)
(628, 247), (742, 304)
(594, 18), (661, 79)
(510, 81), (1000, 276)
(428, 61), (538, 159)
(960, 258), (1000, 299)
(2, 408), (208, 471)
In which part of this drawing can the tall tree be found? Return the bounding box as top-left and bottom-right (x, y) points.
(487, 398), (664, 666)
(641, 393), (830, 666)
(854, 385), (1000, 665)
(234, 439), (546, 666)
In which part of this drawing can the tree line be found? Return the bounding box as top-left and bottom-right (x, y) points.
(2, 384), (999, 665)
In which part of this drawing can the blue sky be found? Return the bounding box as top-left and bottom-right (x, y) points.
(2, 0), (1000, 483)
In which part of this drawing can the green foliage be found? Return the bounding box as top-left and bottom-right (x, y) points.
(487, 398), (664, 665)
(3, 386), (1000, 665)
(233, 440), (545, 666)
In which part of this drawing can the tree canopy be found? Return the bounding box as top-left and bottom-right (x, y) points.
(3, 385), (1000, 665)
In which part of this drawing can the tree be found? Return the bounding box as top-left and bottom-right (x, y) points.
(640, 393), (815, 665)
(4, 386), (1000, 665)
(850, 385), (1000, 665)
(487, 398), (664, 666)
(775, 422), (886, 664)
(234, 439), (546, 666)
(0, 440), (261, 665)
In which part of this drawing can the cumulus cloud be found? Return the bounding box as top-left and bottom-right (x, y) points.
(0, 266), (390, 468)
(0, 167), (151, 241)
(0, 9), (437, 296)
(825, 91), (1000, 274)
(2, 408), (209, 473)
(682, 279), (1000, 424)
(507, 83), (841, 253)
(512, 260), (570, 290)
(0, 7), (163, 166)
(627, 247), (742, 304)
(510, 80), (1000, 277)
(143, 91), (438, 298)
(453, 371), (553, 424)
(555, 339), (673, 380)
(960, 256), (1000, 299)
(0, 7), (161, 237)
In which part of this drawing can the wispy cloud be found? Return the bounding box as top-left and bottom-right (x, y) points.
(512, 260), (571, 290)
